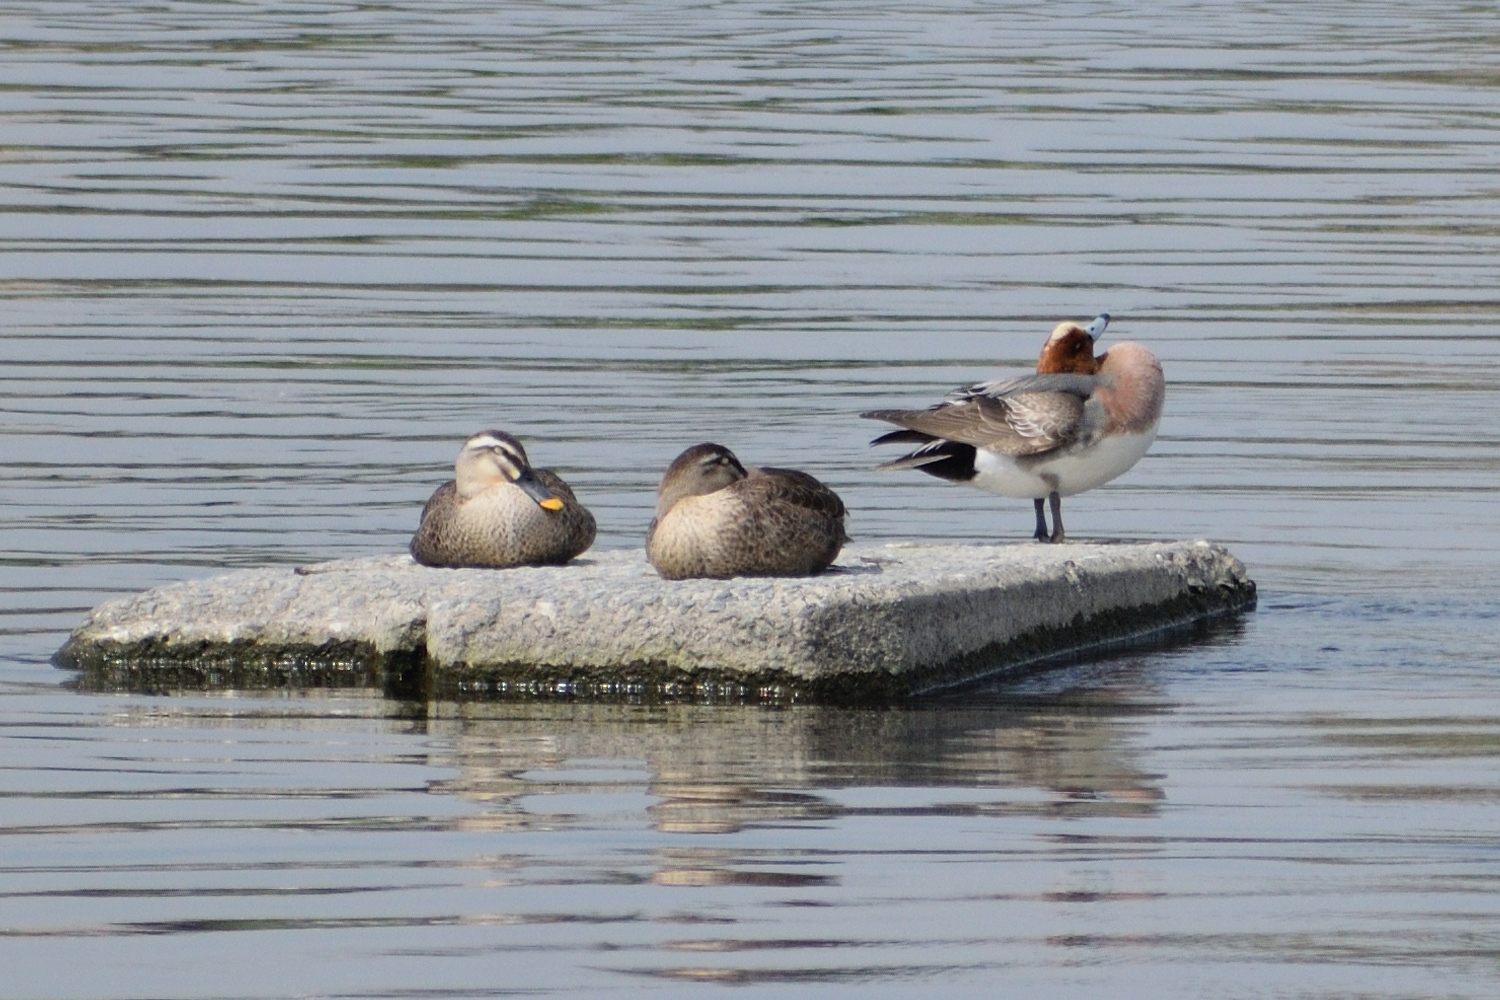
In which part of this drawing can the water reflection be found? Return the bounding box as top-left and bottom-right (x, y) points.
(5, 611), (1500, 997)
(430, 668), (1166, 839)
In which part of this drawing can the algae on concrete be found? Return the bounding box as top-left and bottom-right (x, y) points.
(56, 540), (1255, 702)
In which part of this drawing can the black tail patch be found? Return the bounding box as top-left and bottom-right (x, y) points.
(873, 439), (977, 482)
(904, 441), (977, 482)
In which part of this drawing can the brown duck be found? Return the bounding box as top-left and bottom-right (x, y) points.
(410, 430), (596, 568)
(646, 443), (848, 580)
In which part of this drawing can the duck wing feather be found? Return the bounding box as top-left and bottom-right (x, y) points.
(861, 393), (1083, 456)
(745, 467), (848, 521)
(864, 372), (1096, 457)
(949, 371), (1097, 402)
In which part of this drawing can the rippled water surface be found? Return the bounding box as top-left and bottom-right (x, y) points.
(4, 2), (1500, 997)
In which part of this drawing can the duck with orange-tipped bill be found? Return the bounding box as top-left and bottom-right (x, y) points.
(410, 430), (596, 568)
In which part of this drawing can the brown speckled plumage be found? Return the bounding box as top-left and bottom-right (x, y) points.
(410, 431), (596, 569)
(646, 443), (848, 580)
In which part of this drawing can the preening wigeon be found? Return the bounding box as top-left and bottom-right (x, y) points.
(862, 314), (1164, 543)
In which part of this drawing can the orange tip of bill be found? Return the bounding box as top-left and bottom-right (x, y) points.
(538, 497), (565, 511)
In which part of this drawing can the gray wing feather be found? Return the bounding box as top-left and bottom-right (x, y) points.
(863, 390), (1088, 456)
(951, 372), (1098, 402)
(1001, 392), (1089, 447)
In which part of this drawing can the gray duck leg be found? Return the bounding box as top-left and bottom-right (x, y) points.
(1048, 491), (1065, 543)
(1033, 497), (1049, 541)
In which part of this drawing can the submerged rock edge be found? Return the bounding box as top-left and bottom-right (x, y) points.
(54, 541), (1255, 701)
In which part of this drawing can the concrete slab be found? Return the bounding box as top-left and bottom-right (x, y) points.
(55, 541), (1254, 701)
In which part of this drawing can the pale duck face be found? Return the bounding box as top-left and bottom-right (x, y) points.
(454, 430), (562, 509)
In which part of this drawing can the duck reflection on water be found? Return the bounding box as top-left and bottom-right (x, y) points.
(423, 653), (1188, 842)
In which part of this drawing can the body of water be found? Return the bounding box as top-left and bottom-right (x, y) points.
(3, 2), (1499, 997)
